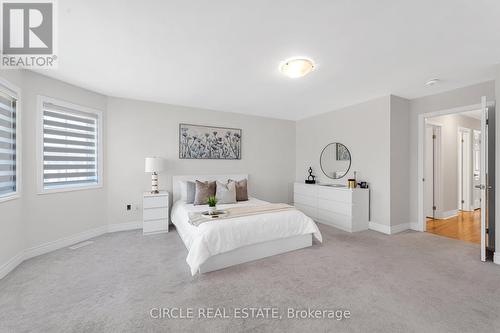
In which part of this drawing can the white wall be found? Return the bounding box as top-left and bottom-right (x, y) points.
(21, 71), (108, 248)
(390, 96), (411, 227)
(0, 71), (24, 272)
(295, 96), (392, 227)
(428, 114), (480, 213)
(106, 97), (296, 225)
(409, 81), (496, 226)
(0, 70), (108, 278)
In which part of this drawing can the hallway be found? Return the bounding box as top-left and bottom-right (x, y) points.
(426, 210), (481, 244)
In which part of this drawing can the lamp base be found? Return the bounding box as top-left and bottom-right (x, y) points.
(151, 172), (159, 194)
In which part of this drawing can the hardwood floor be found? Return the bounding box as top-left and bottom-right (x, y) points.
(426, 210), (481, 244)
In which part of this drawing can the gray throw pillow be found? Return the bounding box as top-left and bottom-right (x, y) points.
(228, 178), (248, 201)
(193, 180), (216, 205)
(216, 181), (237, 204)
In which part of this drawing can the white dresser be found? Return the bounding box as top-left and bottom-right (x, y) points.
(293, 183), (369, 232)
(143, 191), (169, 235)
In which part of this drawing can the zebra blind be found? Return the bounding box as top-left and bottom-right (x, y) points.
(42, 101), (99, 190)
(0, 89), (17, 197)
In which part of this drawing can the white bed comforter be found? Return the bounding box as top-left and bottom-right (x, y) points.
(171, 198), (322, 275)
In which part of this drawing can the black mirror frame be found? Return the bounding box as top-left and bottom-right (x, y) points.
(319, 142), (352, 180)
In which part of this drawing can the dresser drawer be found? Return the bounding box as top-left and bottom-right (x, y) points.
(143, 196), (168, 209)
(143, 219), (168, 234)
(317, 209), (351, 232)
(293, 193), (316, 207)
(294, 183), (317, 197)
(317, 186), (351, 203)
(317, 198), (352, 216)
(143, 207), (168, 221)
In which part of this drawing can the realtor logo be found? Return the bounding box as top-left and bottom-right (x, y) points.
(1, 0), (57, 68)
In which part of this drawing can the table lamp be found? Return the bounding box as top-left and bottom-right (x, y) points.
(145, 157), (164, 194)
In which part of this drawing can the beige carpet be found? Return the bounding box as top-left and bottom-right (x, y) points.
(1, 224), (500, 332)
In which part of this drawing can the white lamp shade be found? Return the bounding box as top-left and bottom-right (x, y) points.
(145, 157), (164, 173)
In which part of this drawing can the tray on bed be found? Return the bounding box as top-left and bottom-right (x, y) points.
(201, 210), (228, 219)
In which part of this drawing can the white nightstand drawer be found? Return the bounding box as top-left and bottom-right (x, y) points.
(143, 207), (168, 220)
(143, 191), (169, 235)
(143, 219), (168, 234)
(143, 195), (168, 209)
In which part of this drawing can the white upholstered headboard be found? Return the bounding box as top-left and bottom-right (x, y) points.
(172, 174), (248, 202)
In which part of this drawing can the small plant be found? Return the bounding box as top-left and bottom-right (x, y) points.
(207, 196), (218, 207)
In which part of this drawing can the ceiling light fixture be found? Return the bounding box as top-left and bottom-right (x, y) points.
(280, 57), (315, 78)
(425, 78), (440, 86)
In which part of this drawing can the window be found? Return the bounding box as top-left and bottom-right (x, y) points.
(39, 96), (102, 193)
(0, 79), (20, 201)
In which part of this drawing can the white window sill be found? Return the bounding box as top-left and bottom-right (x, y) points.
(37, 184), (103, 195)
(0, 193), (20, 204)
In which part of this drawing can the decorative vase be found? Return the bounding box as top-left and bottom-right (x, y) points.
(208, 205), (217, 215)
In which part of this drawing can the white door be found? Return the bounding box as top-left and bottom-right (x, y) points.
(472, 130), (481, 209)
(458, 129), (472, 211)
(424, 125), (435, 218)
(480, 97), (488, 262)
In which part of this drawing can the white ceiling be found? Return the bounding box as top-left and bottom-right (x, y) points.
(39, 0), (500, 120)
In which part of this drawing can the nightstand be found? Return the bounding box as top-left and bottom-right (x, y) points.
(143, 191), (169, 235)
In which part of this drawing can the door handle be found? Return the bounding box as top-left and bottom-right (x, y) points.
(475, 185), (486, 189)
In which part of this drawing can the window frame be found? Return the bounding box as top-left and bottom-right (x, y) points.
(37, 95), (103, 195)
(0, 77), (21, 203)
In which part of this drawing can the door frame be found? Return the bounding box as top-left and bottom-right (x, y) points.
(417, 103), (484, 232)
(424, 121), (442, 219)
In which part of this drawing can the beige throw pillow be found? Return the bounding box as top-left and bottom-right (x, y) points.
(216, 181), (237, 204)
(193, 180), (216, 205)
(228, 178), (248, 201)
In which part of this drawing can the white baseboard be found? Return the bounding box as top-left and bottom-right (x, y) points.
(24, 226), (108, 260)
(434, 209), (458, 220)
(0, 251), (25, 280)
(369, 222), (410, 235)
(409, 222), (422, 232)
(390, 223), (411, 234)
(369, 222), (391, 234)
(107, 221), (142, 233)
(494, 252), (500, 265)
(0, 221), (142, 280)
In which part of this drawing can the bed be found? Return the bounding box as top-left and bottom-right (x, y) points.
(171, 174), (322, 275)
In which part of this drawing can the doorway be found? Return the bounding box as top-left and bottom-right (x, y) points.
(417, 99), (496, 261)
(424, 123), (441, 219)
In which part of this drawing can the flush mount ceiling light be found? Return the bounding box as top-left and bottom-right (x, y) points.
(280, 58), (315, 78)
(425, 78), (440, 86)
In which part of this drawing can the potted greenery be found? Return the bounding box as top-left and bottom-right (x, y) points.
(207, 196), (218, 215)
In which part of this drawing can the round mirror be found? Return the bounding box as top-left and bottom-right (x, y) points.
(320, 143), (351, 179)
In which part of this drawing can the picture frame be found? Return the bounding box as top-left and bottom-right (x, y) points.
(179, 123), (242, 160)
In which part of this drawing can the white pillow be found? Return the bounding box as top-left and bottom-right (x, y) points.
(215, 180), (237, 204)
(179, 180), (196, 203)
(179, 181), (188, 201)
